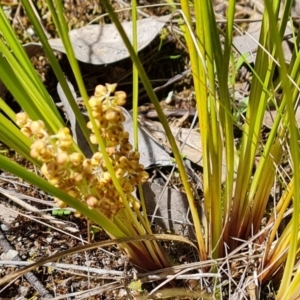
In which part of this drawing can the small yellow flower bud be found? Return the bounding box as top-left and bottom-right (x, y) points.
(91, 110), (102, 119)
(69, 152), (84, 166)
(83, 159), (93, 174)
(105, 83), (117, 93)
(30, 120), (45, 134)
(89, 134), (98, 144)
(115, 168), (125, 178)
(16, 112), (28, 126)
(105, 109), (119, 121)
(105, 136), (119, 147)
(48, 176), (60, 185)
(88, 96), (101, 108)
(140, 171), (149, 182)
(120, 143), (133, 153)
(121, 131), (130, 141)
(54, 197), (67, 208)
(74, 211), (82, 218)
(58, 139), (73, 151)
(129, 160), (139, 169)
(128, 151), (140, 160)
(98, 118), (108, 128)
(57, 127), (71, 140)
(106, 147), (116, 156)
(114, 91), (127, 106)
(122, 182), (134, 193)
(30, 140), (45, 158)
(56, 151), (69, 165)
(87, 119), (100, 131)
(21, 127), (32, 137)
(94, 85), (107, 97)
(106, 106), (125, 123)
(100, 172), (112, 184)
(118, 156), (129, 167)
(86, 195), (99, 208)
(68, 189), (79, 198)
(73, 172), (83, 183)
(39, 147), (53, 161)
(132, 199), (141, 210)
(91, 152), (102, 166)
(45, 161), (59, 174)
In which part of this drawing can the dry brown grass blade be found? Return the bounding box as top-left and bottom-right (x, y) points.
(139, 288), (213, 300)
(0, 233), (197, 286)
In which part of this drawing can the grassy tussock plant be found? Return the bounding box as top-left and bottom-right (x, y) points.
(13, 84), (172, 271)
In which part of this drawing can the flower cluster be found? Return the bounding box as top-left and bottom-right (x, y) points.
(16, 84), (149, 219)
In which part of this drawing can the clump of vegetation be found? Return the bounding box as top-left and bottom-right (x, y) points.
(1, 0), (300, 299)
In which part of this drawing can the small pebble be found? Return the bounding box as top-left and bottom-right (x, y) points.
(1, 224), (9, 231)
(46, 237), (53, 243)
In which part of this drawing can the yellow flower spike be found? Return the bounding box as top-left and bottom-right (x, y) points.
(111, 124), (124, 135)
(129, 160), (140, 170)
(113, 107), (126, 123)
(36, 132), (47, 139)
(105, 189), (118, 199)
(99, 198), (110, 210)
